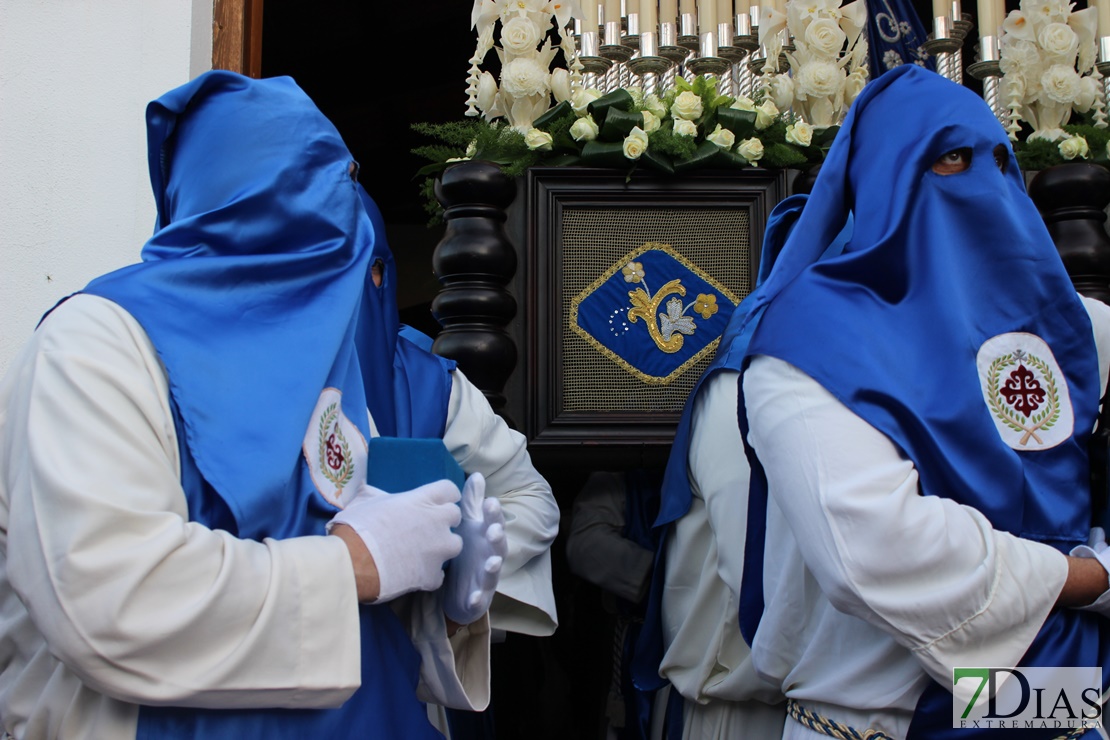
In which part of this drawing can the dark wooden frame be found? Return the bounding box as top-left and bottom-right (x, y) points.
(505, 166), (788, 469)
(213, 0), (264, 77)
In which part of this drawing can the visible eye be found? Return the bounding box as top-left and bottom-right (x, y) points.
(993, 143), (1009, 173)
(932, 148), (972, 175)
(348, 161), (360, 182)
(371, 259), (384, 288)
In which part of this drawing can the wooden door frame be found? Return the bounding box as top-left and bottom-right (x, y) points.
(213, 0), (264, 77)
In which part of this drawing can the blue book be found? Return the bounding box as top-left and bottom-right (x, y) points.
(366, 437), (465, 493)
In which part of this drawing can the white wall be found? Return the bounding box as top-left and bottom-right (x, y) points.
(0, 0), (212, 375)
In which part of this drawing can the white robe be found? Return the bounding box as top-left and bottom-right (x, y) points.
(656, 371), (787, 739)
(0, 294), (559, 739)
(742, 295), (1110, 740)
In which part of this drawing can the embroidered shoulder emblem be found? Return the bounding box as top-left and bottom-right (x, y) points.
(302, 388), (368, 507)
(976, 333), (1074, 450)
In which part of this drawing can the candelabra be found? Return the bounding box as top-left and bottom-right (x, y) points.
(952, 11), (973, 84)
(732, 12), (760, 98)
(658, 20), (690, 89)
(922, 15), (962, 83)
(967, 34), (1005, 125)
(600, 14), (634, 92)
(1098, 38), (1110, 126)
(629, 28), (676, 94)
(577, 19), (614, 90)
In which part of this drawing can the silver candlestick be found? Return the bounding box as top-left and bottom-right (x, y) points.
(922, 15), (962, 83)
(968, 34), (1005, 124)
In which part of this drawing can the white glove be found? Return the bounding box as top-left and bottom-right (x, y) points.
(328, 480), (463, 603)
(1069, 527), (1110, 616)
(443, 473), (507, 625)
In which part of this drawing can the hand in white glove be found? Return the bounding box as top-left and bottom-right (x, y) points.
(1069, 527), (1110, 616)
(443, 473), (507, 626)
(328, 480), (463, 603)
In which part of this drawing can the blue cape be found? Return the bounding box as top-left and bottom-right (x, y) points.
(737, 64), (1107, 738)
(74, 71), (455, 738)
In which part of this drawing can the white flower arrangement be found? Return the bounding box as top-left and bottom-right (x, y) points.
(757, 0), (870, 128)
(998, 0), (1107, 142)
(468, 0), (584, 132)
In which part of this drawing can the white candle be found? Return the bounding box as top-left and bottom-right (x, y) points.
(1097, 0), (1110, 38)
(680, 0), (696, 17)
(701, 0), (718, 31)
(594, 0), (605, 28)
(641, 0), (659, 35)
(661, 0), (678, 21)
(717, 0), (732, 26)
(734, 0), (750, 17)
(933, 0), (949, 18)
(976, 0), (1003, 37)
(605, 0), (622, 25)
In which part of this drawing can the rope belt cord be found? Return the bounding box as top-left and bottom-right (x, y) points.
(786, 700), (895, 740)
(786, 700), (1093, 740)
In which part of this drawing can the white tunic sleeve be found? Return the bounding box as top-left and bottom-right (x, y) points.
(742, 354), (1069, 687)
(0, 295), (361, 711)
(441, 371), (560, 637)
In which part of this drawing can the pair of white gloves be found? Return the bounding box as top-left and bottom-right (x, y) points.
(328, 473), (507, 625)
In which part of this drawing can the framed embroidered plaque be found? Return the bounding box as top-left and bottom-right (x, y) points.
(503, 166), (789, 468)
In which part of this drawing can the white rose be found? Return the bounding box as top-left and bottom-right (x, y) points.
(672, 90), (704, 120)
(501, 16), (542, 54)
(804, 18), (847, 57)
(707, 124), (736, 149)
(623, 126), (650, 159)
(1037, 22), (1079, 61)
(1039, 63), (1081, 104)
(525, 128), (554, 151)
(755, 100), (780, 130)
(673, 118), (698, 137)
(736, 137), (765, 164)
(796, 59), (845, 99)
(570, 116), (600, 141)
(730, 95), (756, 112)
(644, 93), (668, 119)
(550, 69), (572, 104)
(641, 109), (662, 133)
(785, 120), (814, 146)
(768, 75), (795, 113)
(501, 57), (550, 98)
(571, 87), (603, 115)
(1059, 134), (1090, 160)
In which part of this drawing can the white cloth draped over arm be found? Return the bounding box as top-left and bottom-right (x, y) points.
(742, 354), (1069, 687)
(441, 371), (559, 637)
(0, 296), (362, 736)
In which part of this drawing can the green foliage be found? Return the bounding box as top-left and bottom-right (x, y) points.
(411, 76), (829, 222)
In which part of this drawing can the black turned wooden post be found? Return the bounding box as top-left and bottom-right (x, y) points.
(431, 160), (519, 418)
(1028, 162), (1110, 304)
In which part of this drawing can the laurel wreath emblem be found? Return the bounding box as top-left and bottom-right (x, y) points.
(986, 352), (1060, 446)
(318, 402), (354, 489)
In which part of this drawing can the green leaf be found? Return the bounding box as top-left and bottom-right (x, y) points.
(599, 108), (646, 141)
(674, 140), (727, 172)
(812, 125), (841, 147)
(641, 149), (676, 174)
(580, 139), (633, 167)
(587, 88), (636, 122)
(717, 107), (757, 138)
(534, 100), (574, 130)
